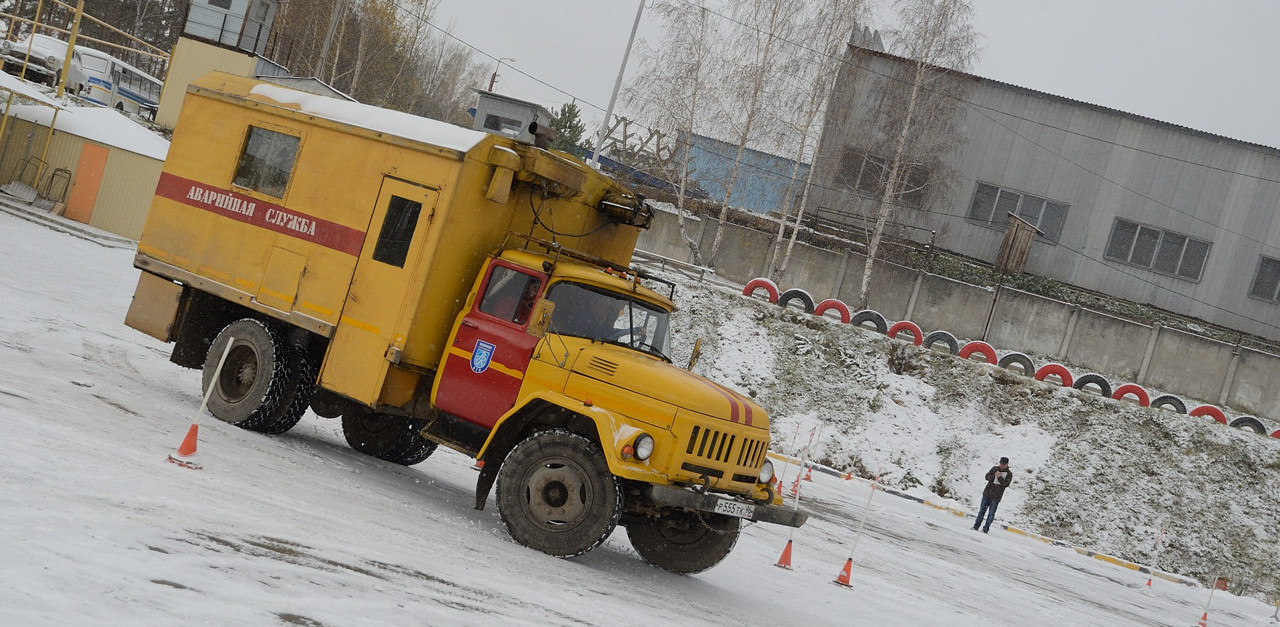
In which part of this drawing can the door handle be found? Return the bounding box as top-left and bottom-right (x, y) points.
(460, 320), (479, 329)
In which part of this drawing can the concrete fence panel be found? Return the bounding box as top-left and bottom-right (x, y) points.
(635, 208), (700, 262)
(986, 288), (1075, 358)
(859, 260), (919, 323)
(1062, 310), (1150, 381)
(774, 240), (845, 303)
(1142, 327), (1235, 403)
(696, 221), (776, 285)
(1224, 348), (1280, 418)
(905, 273), (993, 341)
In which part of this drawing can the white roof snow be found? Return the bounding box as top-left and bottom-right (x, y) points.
(249, 83), (488, 153)
(3, 104), (169, 160)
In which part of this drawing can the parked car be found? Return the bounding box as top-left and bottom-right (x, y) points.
(1, 34), (86, 92)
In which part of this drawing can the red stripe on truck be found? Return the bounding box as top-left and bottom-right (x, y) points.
(155, 172), (366, 256)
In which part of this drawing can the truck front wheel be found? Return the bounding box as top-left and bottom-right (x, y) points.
(626, 510), (741, 574)
(496, 429), (621, 558)
(202, 319), (292, 431)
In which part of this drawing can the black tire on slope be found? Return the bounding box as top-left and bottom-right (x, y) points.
(997, 352), (1035, 376)
(922, 330), (960, 355)
(1072, 373), (1112, 398)
(627, 509), (741, 574)
(850, 309), (888, 334)
(1150, 394), (1188, 414)
(202, 318), (293, 431)
(497, 429), (621, 558)
(777, 289), (816, 314)
(1229, 416), (1267, 435)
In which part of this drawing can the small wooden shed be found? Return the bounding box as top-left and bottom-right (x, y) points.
(0, 104), (168, 239)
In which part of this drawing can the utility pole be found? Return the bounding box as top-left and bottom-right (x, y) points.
(317, 0), (347, 82)
(589, 0), (642, 168)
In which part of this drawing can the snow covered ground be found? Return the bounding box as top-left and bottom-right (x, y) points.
(2, 204), (1278, 626)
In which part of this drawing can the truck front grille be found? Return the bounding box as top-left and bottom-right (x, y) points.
(682, 424), (767, 486)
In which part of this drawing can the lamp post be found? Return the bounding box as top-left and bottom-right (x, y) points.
(488, 57), (515, 91)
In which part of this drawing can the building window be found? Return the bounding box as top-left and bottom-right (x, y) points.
(207, 0), (233, 11)
(232, 126), (299, 198)
(837, 148), (928, 208)
(966, 182), (1068, 243)
(1249, 256), (1280, 303)
(1103, 218), (1210, 281)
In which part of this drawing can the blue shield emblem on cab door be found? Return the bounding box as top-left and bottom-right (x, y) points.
(471, 340), (496, 374)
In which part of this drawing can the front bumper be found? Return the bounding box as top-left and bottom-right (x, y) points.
(646, 484), (808, 528)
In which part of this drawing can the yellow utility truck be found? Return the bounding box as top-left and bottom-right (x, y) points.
(126, 72), (804, 573)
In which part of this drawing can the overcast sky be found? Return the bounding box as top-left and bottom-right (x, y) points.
(432, 0), (1280, 149)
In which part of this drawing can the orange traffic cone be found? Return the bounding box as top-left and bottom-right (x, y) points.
(166, 423), (202, 470)
(1144, 577), (1152, 594)
(842, 471), (853, 480)
(790, 475), (802, 497)
(1195, 611), (1207, 626)
(803, 467), (813, 481)
(834, 558), (853, 587)
(775, 540), (794, 569)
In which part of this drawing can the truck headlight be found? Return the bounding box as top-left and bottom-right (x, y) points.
(758, 458), (775, 483)
(45, 54), (58, 69)
(2, 41), (11, 55)
(633, 434), (654, 461)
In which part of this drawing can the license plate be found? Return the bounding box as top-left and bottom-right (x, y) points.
(713, 498), (755, 519)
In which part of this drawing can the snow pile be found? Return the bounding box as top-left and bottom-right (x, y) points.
(656, 269), (1280, 600)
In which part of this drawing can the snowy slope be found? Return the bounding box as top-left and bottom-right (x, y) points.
(0, 207), (1277, 626)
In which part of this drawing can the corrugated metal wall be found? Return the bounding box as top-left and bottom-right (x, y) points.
(156, 37), (258, 129)
(91, 151), (160, 239)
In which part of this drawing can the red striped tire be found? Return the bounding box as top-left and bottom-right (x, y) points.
(814, 299), (851, 323)
(1034, 363), (1073, 387)
(1111, 383), (1150, 407)
(1189, 405), (1227, 425)
(958, 340), (997, 364)
(887, 321), (923, 345)
(742, 278), (779, 303)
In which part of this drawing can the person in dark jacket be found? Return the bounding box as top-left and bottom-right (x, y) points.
(972, 456), (1012, 533)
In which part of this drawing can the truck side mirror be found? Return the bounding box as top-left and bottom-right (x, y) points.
(526, 299), (555, 337)
(686, 338), (702, 370)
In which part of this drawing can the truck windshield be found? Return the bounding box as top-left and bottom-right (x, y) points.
(545, 281), (671, 360)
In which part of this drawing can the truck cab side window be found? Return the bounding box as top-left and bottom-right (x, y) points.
(232, 126), (299, 198)
(371, 195), (421, 268)
(479, 266), (540, 324)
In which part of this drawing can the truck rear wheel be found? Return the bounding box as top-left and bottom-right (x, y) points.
(255, 346), (318, 435)
(626, 510), (740, 574)
(202, 319), (292, 431)
(496, 429), (620, 558)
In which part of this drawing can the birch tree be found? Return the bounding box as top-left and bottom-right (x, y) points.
(624, 0), (721, 265)
(706, 0), (799, 267)
(768, 0), (868, 280)
(855, 0), (978, 308)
